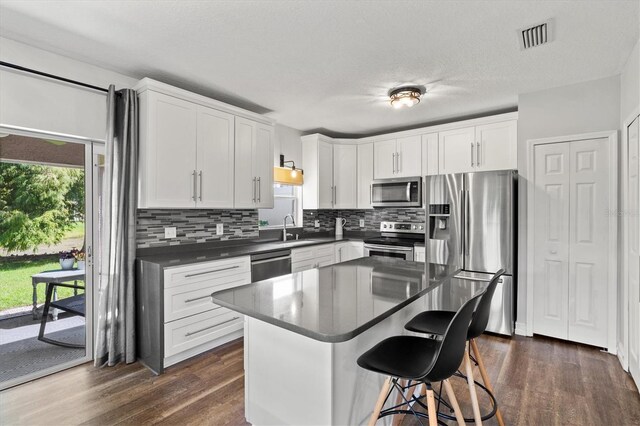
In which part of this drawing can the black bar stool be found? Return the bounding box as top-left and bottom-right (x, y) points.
(357, 291), (484, 426)
(405, 269), (506, 426)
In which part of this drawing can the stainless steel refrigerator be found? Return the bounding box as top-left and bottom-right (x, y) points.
(426, 170), (516, 335)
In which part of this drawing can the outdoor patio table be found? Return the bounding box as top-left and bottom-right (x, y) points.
(31, 269), (85, 320)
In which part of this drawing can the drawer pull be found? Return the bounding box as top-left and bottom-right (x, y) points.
(184, 265), (240, 278)
(185, 317), (240, 337)
(184, 294), (212, 303)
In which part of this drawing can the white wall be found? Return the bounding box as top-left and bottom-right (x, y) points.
(516, 75), (621, 333)
(621, 38), (639, 127)
(0, 36), (137, 141)
(274, 123), (302, 167)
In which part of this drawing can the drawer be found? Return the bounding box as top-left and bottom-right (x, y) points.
(164, 256), (250, 288)
(164, 271), (251, 322)
(292, 259), (316, 273)
(316, 244), (334, 257)
(164, 308), (243, 357)
(291, 247), (315, 262)
(316, 255), (334, 267)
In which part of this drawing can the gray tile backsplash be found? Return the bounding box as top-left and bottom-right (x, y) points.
(303, 209), (425, 233)
(137, 209), (259, 248)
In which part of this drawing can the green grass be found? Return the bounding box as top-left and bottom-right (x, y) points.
(65, 222), (85, 240)
(0, 258), (81, 311)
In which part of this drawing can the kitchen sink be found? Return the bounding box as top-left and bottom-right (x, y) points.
(277, 239), (319, 248)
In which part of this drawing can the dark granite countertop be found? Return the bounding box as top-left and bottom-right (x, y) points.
(210, 257), (460, 343)
(136, 235), (369, 268)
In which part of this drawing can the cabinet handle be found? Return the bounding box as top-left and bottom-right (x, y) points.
(333, 185), (337, 205)
(185, 317), (240, 337)
(184, 265), (240, 278)
(192, 170), (197, 201)
(185, 294), (212, 303)
(476, 142), (480, 167)
(396, 152), (400, 173)
(252, 177), (256, 203)
(257, 177), (261, 203)
(470, 143), (474, 167)
(369, 184), (372, 204)
(198, 171), (203, 201)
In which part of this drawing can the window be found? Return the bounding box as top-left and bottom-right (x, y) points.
(258, 184), (302, 228)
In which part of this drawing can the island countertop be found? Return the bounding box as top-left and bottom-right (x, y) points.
(211, 257), (459, 343)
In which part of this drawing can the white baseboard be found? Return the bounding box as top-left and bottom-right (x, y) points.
(515, 321), (529, 336)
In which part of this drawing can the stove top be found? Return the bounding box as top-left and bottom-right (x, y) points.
(364, 221), (425, 247)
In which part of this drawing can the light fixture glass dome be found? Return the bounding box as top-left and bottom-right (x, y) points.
(389, 87), (423, 109)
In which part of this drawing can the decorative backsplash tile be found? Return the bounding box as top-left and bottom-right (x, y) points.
(137, 209), (259, 248)
(303, 209), (426, 233)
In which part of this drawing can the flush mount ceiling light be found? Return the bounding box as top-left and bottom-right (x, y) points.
(389, 86), (423, 109)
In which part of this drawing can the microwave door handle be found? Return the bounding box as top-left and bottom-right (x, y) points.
(406, 182), (411, 202)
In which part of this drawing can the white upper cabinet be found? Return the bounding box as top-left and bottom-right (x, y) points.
(302, 135), (356, 209)
(422, 133), (439, 176)
(333, 144), (357, 208)
(438, 126), (476, 174)
(196, 106), (235, 208)
(136, 79), (275, 210)
(475, 120), (517, 171)
(357, 143), (374, 209)
(234, 117), (274, 209)
(395, 135), (422, 177)
(374, 139), (397, 179)
(374, 136), (422, 178)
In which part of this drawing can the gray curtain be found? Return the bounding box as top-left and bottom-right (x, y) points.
(94, 85), (138, 367)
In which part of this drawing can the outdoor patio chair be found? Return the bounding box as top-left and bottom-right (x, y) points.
(38, 282), (85, 348)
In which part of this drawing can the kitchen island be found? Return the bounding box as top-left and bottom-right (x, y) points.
(211, 257), (459, 425)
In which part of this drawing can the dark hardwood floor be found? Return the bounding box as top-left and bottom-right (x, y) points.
(1, 334), (638, 425)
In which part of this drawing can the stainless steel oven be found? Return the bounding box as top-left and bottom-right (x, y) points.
(364, 244), (414, 261)
(371, 177), (422, 208)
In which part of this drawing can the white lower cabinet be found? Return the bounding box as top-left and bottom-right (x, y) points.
(137, 256), (251, 374)
(291, 243), (336, 272)
(335, 241), (364, 263)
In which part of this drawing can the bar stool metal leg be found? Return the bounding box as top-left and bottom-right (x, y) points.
(470, 338), (505, 426)
(464, 342), (483, 426)
(392, 379), (407, 426)
(369, 376), (392, 426)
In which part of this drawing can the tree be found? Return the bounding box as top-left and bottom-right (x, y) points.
(0, 162), (84, 252)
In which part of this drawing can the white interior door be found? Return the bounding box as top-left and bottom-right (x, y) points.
(533, 142), (571, 340)
(567, 139), (609, 347)
(628, 116), (640, 385)
(196, 106), (234, 208)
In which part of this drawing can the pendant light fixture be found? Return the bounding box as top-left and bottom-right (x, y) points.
(389, 86), (423, 109)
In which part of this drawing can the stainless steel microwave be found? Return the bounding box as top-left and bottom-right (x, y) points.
(371, 177), (422, 208)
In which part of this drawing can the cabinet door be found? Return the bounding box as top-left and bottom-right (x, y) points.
(318, 140), (334, 208)
(438, 127), (475, 174)
(374, 139), (396, 179)
(234, 117), (256, 208)
(196, 106), (235, 208)
(142, 91), (197, 208)
(254, 123), (274, 208)
(476, 120), (517, 171)
(396, 135), (422, 177)
(333, 144), (357, 208)
(357, 143), (374, 209)
(422, 133), (439, 176)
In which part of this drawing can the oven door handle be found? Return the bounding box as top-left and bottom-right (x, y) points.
(364, 244), (414, 252)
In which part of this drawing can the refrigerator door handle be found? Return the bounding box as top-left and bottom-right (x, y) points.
(460, 189), (465, 255)
(465, 190), (470, 255)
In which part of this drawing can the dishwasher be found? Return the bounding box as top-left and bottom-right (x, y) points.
(251, 249), (292, 282)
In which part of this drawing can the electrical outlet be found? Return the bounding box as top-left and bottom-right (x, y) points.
(314, 220), (320, 228)
(359, 219), (365, 228)
(164, 227), (176, 239)
(216, 223), (224, 235)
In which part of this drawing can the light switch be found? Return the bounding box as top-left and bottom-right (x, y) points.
(359, 219), (365, 228)
(164, 227), (176, 238)
(216, 223), (224, 235)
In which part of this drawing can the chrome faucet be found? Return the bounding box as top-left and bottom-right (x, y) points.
(283, 214), (296, 241)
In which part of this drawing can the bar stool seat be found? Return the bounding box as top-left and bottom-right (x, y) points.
(405, 311), (453, 336)
(357, 336), (440, 380)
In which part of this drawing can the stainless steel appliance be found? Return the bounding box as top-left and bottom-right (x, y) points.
(426, 170), (516, 335)
(364, 221), (425, 261)
(371, 177), (422, 208)
(251, 249), (291, 281)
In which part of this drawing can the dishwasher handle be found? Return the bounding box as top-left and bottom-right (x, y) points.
(251, 254), (292, 266)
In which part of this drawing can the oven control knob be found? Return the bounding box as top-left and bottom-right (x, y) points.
(412, 225), (417, 230)
(419, 225), (424, 230)
(383, 224), (387, 229)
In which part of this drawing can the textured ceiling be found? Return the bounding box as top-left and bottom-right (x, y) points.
(0, 0), (638, 137)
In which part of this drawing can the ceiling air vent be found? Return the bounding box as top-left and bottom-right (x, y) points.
(519, 19), (553, 50)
